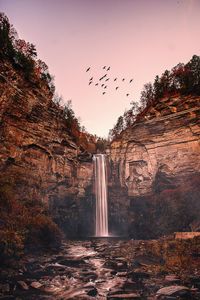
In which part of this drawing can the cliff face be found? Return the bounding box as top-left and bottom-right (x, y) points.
(0, 59), (94, 237)
(1, 58), (200, 240)
(109, 95), (200, 238)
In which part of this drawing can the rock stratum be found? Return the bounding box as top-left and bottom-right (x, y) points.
(0, 59), (94, 237)
(109, 95), (200, 238)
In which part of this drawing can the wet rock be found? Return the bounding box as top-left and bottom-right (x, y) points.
(107, 292), (141, 299)
(87, 287), (98, 297)
(17, 280), (29, 290)
(30, 281), (43, 289)
(156, 285), (190, 298)
(59, 259), (87, 268)
(128, 271), (150, 280)
(164, 275), (180, 283)
(189, 275), (200, 288)
(116, 271), (128, 277)
(134, 255), (163, 266)
(104, 260), (127, 271)
(122, 280), (137, 291)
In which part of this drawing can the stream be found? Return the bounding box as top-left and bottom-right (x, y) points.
(0, 238), (199, 299)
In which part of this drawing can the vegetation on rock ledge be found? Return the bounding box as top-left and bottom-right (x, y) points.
(0, 180), (62, 263)
(109, 54), (200, 139)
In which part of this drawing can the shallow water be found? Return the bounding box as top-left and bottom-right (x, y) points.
(1, 238), (198, 299)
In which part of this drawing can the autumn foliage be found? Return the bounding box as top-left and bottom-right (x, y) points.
(0, 13), (55, 91)
(0, 182), (62, 263)
(110, 55), (200, 139)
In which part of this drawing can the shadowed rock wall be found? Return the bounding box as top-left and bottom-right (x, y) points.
(0, 60), (95, 237)
(108, 95), (200, 238)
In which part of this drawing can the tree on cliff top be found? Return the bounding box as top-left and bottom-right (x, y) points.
(109, 54), (200, 140)
(0, 13), (55, 90)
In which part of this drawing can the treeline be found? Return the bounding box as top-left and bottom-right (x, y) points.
(0, 13), (105, 150)
(0, 13), (80, 134)
(0, 13), (55, 91)
(109, 55), (200, 139)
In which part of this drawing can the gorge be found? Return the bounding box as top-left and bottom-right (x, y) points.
(0, 57), (200, 240)
(0, 12), (200, 299)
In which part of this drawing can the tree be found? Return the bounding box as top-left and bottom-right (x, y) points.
(140, 82), (154, 108)
(0, 13), (16, 58)
(15, 39), (37, 58)
(186, 55), (200, 94)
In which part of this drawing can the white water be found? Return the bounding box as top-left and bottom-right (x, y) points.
(93, 154), (109, 237)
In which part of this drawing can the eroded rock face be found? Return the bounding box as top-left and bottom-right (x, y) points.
(0, 60), (95, 237)
(109, 95), (200, 238)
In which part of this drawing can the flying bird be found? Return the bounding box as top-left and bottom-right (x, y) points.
(126, 93), (130, 97)
(86, 67), (90, 72)
(104, 85), (107, 89)
(116, 86), (119, 90)
(129, 79), (133, 83)
(103, 66), (106, 69)
(89, 77), (93, 81)
(103, 92), (106, 95)
(95, 83), (99, 86)
(89, 81), (92, 85)
(122, 78), (125, 81)
(101, 84), (104, 87)
(99, 74), (107, 81)
(107, 67), (110, 71)
(114, 78), (117, 81)
(105, 78), (110, 82)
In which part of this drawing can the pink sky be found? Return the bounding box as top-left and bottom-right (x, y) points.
(1, 0), (200, 137)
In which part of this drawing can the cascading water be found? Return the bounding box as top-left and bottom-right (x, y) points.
(93, 154), (109, 237)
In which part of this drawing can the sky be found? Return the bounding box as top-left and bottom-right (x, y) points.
(1, 0), (200, 137)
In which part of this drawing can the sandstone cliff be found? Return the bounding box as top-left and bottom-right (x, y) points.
(1, 57), (200, 239)
(0, 59), (94, 237)
(109, 95), (200, 238)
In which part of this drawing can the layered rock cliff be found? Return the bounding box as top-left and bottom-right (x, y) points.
(0, 59), (95, 237)
(108, 95), (200, 238)
(1, 56), (200, 240)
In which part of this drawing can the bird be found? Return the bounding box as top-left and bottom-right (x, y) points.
(101, 84), (104, 87)
(122, 78), (125, 81)
(99, 74), (107, 81)
(89, 77), (93, 81)
(126, 93), (130, 97)
(103, 66), (106, 69)
(89, 81), (92, 85)
(116, 86), (119, 90)
(104, 85), (107, 89)
(95, 83), (99, 86)
(86, 67), (90, 72)
(114, 78), (117, 81)
(107, 66), (110, 71)
(105, 78), (110, 81)
(103, 92), (106, 95)
(129, 79), (133, 83)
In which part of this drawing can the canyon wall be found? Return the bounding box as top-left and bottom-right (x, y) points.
(108, 95), (200, 238)
(1, 58), (200, 239)
(0, 60), (95, 237)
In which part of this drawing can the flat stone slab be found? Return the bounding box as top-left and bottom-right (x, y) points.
(107, 292), (141, 299)
(164, 275), (180, 283)
(156, 285), (189, 296)
(30, 282), (43, 289)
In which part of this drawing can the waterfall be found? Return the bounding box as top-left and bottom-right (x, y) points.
(93, 154), (109, 237)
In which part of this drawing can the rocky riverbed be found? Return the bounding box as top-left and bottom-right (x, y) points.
(0, 238), (200, 299)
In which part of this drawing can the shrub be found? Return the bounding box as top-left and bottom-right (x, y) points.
(26, 214), (62, 250)
(0, 183), (62, 262)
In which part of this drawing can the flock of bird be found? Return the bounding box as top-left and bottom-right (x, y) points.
(86, 66), (133, 97)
